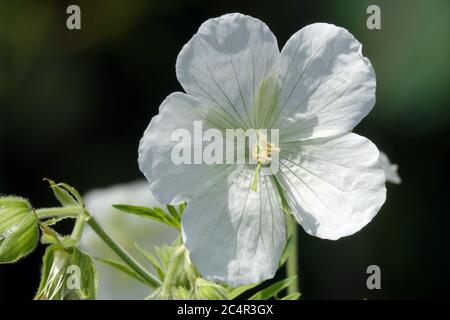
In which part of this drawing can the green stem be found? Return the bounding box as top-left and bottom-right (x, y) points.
(70, 214), (86, 242)
(286, 215), (299, 295)
(270, 175), (300, 295)
(160, 246), (185, 298)
(85, 212), (161, 288)
(35, 206), (82, 219)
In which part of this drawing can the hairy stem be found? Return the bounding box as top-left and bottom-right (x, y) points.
(35, 206), (81, 219)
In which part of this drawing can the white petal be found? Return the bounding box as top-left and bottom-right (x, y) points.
(176, 13), (280, 129)
(182, 166), (286, 286)
(273, 23), (376, 140)
(138, 92), (235, 204)
(277, 133), (386, 240)
(379, 151), (401, 184)
(80, 181), (177, 300)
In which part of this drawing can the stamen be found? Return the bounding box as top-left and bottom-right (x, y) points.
(250, 130), (280, 192)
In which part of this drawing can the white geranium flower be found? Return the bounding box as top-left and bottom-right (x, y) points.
(138, 13), (386, 286)
(80, 181), (177, 299)
(379, 151), (401, 184)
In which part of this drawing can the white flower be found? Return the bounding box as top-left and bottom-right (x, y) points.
(138, 13), (386, 286)
(379, 151), (401, 184)
(80, 181), (177, 300)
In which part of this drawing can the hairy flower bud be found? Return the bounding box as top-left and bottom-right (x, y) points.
(0, 197), (39, 263)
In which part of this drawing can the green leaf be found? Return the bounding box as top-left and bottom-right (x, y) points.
(40, 224), (63, 245)
(155, 245), (177, 270)
(55, 182), (85, 206)
(166, 205), (180, 221)
(44, 178), (78, 207)
(0, 197), (39, 263)
(178, 203), (186, 215)
(278, 235), (294, 268)
(39, 225), (77, 248)
(280, 292), (301, 300)
(135, 243), (165, 281)
(248, 276), (297, 300)
(35, 245), (97, 300)
(153, 207), (180, 228)
(227, 282), (260, 300)
(96, 257), (151, 287)
(113, 204), (180, 230)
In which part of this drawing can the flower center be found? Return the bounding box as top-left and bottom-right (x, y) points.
(251, 130), (280, 165)
(250, 130), (280, 192)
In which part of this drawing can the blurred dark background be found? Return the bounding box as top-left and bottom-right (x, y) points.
(0, 0), (449, 299)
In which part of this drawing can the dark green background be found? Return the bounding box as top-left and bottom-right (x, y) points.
(0, 0), (449, 299)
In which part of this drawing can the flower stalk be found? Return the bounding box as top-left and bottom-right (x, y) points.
(70, 214), (86, 242)
(35, 206), (81, 219)
(85, 211), (161, 288)
(286, 215), (299, 295)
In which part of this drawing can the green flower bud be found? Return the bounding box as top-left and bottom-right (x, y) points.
(35, 244), (98, 300)
(195, 278), (228, 300)
(0, 197), (39, 263)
